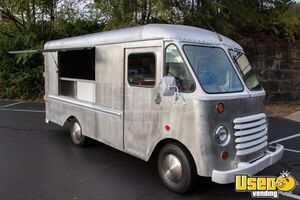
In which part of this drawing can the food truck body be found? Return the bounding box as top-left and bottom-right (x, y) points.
(43, 24), (284, 193)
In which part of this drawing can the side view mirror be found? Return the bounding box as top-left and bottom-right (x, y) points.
(159, 76), (177, 96)
(155, 76), (178, 104)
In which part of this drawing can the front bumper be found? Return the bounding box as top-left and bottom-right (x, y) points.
(211, 144), (284, 184)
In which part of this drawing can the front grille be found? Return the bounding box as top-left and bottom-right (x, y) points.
(233, 113), (268, 157)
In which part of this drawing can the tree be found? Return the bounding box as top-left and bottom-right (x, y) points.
(0, 0), (299, 100)
(0, 0), (103, 100)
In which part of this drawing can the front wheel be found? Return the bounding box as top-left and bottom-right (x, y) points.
(157, 142), (196, 193)
(69, 118), (87, 147)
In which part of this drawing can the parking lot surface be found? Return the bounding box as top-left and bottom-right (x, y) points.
(0, 100), (299, 200)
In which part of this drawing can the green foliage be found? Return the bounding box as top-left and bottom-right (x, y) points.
(0, 0), (300, 100)
(0, 0), (103, 100)
(0, 66), (44, 100)
(271, 3), (300, 41)
(96, 0), (300, 40)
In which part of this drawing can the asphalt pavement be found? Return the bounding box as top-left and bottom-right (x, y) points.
(0, 100), (299, 200)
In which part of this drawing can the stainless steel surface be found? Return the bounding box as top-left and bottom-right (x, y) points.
(43, 24), (274, 180)
(71, 121), (83, 144)
(9, 47), (94, 54)
(124, 45), (162, 159)
(233, 113), (268, 157)
(48, 95), (122, 117)
(93, 43), (125, 149)
(95, 43), (125, 112)
(44, 51), (58, 123)
(234, 119), (267, 130)
(235, 131), (267, 142)
(60, 77), (95, 83)
(212, 144), (284, 184)
(44, 52), (58, 97)
(162, 154), (183, 183)
(236, 142), (268, 156)
(44, 24), (242, 51)
(233, 113), (266, 123)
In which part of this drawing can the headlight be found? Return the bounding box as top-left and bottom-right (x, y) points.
(215, 125), (230, 145)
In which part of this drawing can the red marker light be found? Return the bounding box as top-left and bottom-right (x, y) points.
(221, 151), (229, 160)
(165, 124), (171, 131)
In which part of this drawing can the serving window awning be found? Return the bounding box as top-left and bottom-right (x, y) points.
(8, 47), (94, 54)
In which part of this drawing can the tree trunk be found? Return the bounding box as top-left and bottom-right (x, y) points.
(141, 0), (147, 24)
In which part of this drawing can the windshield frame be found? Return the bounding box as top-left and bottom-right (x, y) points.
(182, 44), (245, 94)
(229, 49), (262, 91)
(164, 43), (196, 93)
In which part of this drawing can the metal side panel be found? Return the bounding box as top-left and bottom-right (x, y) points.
(77, 81), (95, 103)
(44, 52), (59, 96)
(44, 52), (58, 123)
(145, 97), (243, 177)
(95, 44), (124, 111)
(47, 97), (124, 151)
(44, 54), (50, 123)
(95, 43), (125, 150)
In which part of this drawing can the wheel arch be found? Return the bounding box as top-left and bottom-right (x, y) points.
(63, 115), (76, 126)
(148, 138), (197, 170)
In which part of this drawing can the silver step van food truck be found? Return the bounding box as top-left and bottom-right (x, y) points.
(43, 24), (284, 193)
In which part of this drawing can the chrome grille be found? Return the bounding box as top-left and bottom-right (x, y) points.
(233, 113), (268, 157)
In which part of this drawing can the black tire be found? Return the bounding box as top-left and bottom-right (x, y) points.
(69, 118), (87, 147)
(157, 142), (196, 193)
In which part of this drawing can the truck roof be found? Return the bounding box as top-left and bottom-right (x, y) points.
(44, 24), (243, 51)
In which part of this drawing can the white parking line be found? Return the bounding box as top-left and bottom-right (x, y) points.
(269, 133), (300, 144)
(0, 101), (25, 108)
(284, 148), (300, 154)
(270, 132), (300, 199)
(0, 108), (45, 113)
(280, 191), (300, 200)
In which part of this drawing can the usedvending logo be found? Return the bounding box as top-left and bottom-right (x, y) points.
(235, 171), (298, 198)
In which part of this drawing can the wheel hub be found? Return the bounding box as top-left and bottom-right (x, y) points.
(71, 122), (82, 143)
(162, 154), (183, 184)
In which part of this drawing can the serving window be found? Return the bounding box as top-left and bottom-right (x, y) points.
(58, 48), (95, 80)
(57, 48), (96, 102)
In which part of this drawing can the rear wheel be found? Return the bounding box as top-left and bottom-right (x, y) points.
(157, 142), (196, 193)
(69, 118), (87, 147)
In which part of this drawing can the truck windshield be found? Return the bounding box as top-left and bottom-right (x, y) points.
(229, 50), (262, 91)
(183, 45), (243, 93)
